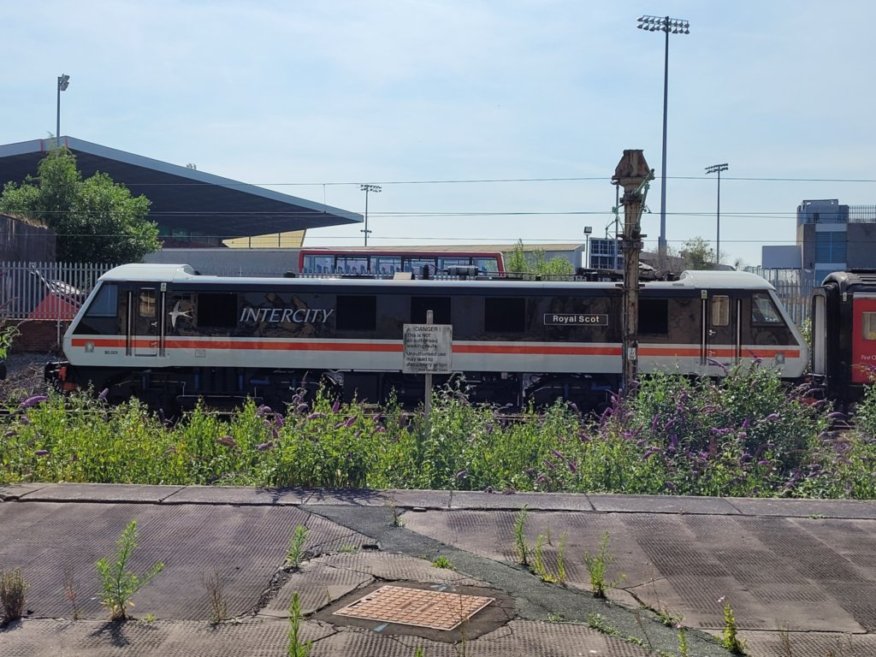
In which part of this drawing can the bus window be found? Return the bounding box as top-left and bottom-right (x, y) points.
(475, 257), (499, 273)
(303, 255), (334, 274)
(406, 258), (437, 277)
(336, 257), (369, 274)
(375, 256), (402, 275)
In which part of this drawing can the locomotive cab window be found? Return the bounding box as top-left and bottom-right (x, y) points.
(336, 295), (377, 331)
(85, 283), (119, 317)
(863, 313), (876, 340)
(751, 292), (782, 325)
(411, 296), (451, 324)
(711, 295), (730, 327)
(485, 297), (525, 333)
(639, 299), (669, 335)
(73, 283), (122, 335)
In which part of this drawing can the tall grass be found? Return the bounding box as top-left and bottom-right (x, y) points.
(1, 364), (874, 499)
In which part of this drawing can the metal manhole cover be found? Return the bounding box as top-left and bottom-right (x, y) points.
(333, 585), (494, 631)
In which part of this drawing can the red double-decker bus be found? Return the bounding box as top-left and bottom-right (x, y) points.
(298, 247), (505, 277)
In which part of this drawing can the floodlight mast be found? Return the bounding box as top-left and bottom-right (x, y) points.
(56, 74), (70, 147)
(705, 163), (729, 265)
(360, 184), (381, 247)
(636, 15), (690, 268)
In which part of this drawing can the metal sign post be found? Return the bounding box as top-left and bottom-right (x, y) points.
(403, 310), (452, 421)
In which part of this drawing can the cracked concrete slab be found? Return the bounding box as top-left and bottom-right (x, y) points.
(0, 482), (49, 500)
(589, 493), (739, 515)
(450, 490), (595, 510)
(1, 487), (874, 657)
(728, 497), (876, 519)
(16, 483), (184, 503)
(161, 485), (309, 505)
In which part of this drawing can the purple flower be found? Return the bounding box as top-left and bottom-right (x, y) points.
(98, 388), (109, 402)
(296, 403), (309, 413)
(344, 416), (356, 428)
(307, 412), (324, 420)
(216, 435), (237, 448)
(19, 395), (47, 410)
(35, 449), (49, 457)
(256, 442), (273, 452)
(331, 399), (341, 413)
(567, 459), (578, 474)
(643, 447), (659, 460)
(256, 404), (273, 416)
(764, 413), (781, 422)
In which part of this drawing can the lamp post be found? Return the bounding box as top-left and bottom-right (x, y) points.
(360, 184), (381, 246)
(705, 163), (728, 266)
(56, 74), (70, 147)
(637, 15), (690, 266)
(584, 225), (593, 268)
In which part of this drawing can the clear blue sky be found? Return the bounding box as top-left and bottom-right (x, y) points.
(2, 0), (874, 267)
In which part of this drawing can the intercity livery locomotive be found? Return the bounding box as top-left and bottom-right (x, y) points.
(46, 263), (808, 412)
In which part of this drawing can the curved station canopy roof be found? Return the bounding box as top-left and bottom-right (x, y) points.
(0, 137), (362, 241)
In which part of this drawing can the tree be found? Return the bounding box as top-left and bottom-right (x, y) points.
(0, 148), (159, 263)
(506, 240), (575, 276)
(679, 237), (716, 270)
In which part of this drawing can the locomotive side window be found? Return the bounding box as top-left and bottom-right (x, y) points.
(639, 299), (669, 335)
(411, 296), (451, 324)
(337, 295), (377, 331)
(485, 297), (525, 333)
(711, 295), (730, 327)
(751, 292), (782, 325)
(863, 313), (876, 340)
(197, 293), (238, 329)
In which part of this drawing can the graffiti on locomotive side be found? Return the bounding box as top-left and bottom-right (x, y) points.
(240, 307), (334, 324)
(544, 313), (608, 326)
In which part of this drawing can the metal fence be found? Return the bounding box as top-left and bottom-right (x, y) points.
(0, 261), (114, 321)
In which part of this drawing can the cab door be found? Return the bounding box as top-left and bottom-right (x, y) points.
(702, 292), (739, 370)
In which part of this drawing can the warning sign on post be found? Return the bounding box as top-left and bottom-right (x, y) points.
(402, 324), (453, 373)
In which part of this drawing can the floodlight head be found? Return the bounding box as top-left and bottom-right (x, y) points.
(58, 74), (70, 91)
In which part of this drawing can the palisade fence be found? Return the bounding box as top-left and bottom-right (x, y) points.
(751, 267), (809, 327)
(0, 261), (114, 322)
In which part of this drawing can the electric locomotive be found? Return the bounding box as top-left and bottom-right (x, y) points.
(46, 263), (808, 412)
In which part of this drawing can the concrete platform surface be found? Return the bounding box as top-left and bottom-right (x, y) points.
(0, 485), (872, 657)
